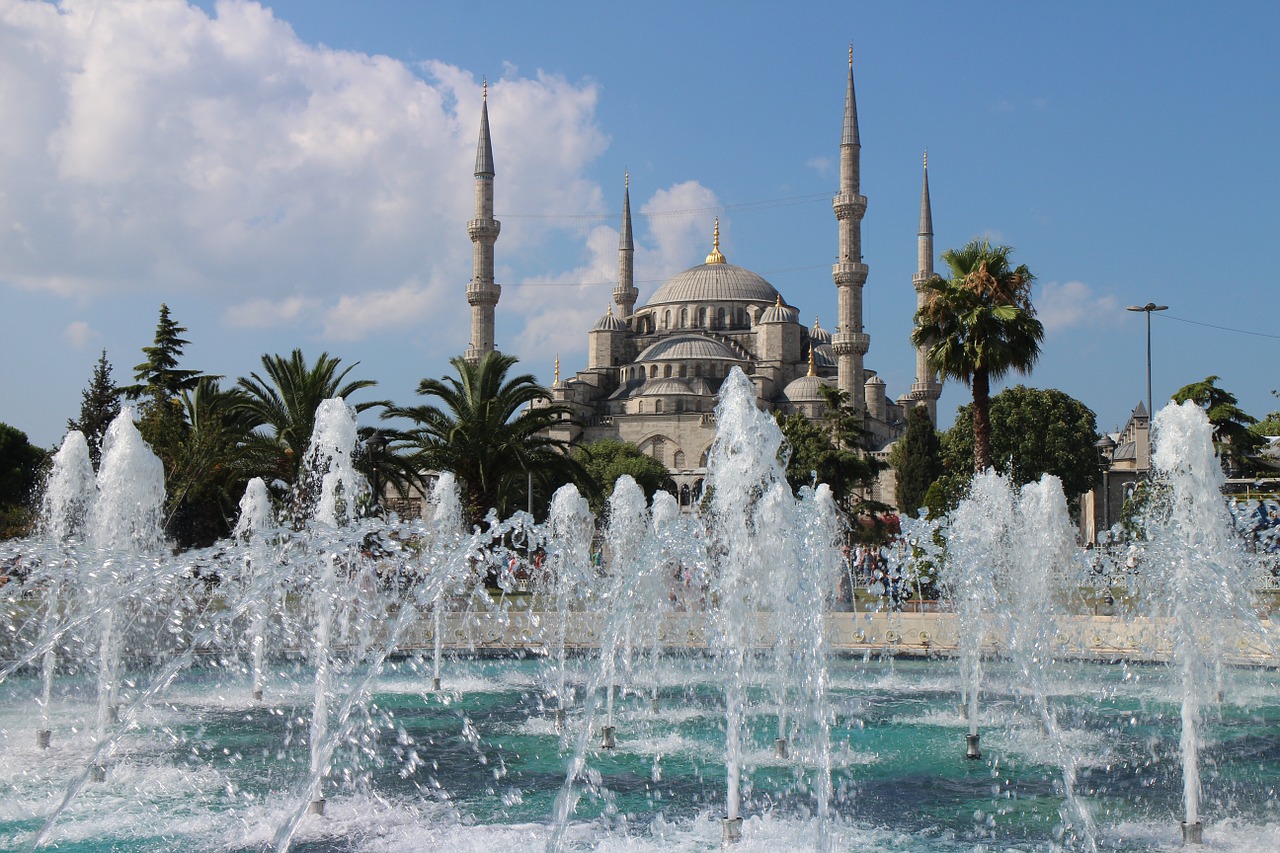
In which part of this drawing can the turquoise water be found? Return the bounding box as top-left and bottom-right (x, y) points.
(2, 655), (1278, 851)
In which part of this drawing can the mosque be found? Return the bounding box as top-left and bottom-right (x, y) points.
(460, 57), (943, 511)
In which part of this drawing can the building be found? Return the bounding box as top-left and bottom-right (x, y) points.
(1079, 402), (1150, 543)
(463, 57), (943, 510)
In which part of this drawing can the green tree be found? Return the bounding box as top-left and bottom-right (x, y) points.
(1171, 375), (1265, 476)
(385, 352), (589, 527)
(890, 405), (943, 517)
(236, 350), (384, 488)
(121, 304), (206, 470)
(940, 386), (1101, 504)
(165, 378), (261, 547)
(775, 395), (880, 514)
(67, 350), (121, 470)
(572, 439), (663, 514)
(911, 240), (1044, 473)
(0, 423), (47, 539)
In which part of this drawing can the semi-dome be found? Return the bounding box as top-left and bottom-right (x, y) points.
(759, 296), (799, 325)
(811, 343), (836, 370)
(591, 307), (628, 332)
(640, 378), (697, 396)
(645, 262), (780, 307)
(782, 373), (832, 402)
(636, 334), (743, 363)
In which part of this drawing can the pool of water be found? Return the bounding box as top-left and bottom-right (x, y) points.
(2, 654), (1279, 851)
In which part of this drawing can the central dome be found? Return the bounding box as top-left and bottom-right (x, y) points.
(646, 262), (780, 307)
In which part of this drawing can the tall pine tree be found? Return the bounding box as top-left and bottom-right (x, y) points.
(121, 304), (205, 470)
(67, 350), (121, 470)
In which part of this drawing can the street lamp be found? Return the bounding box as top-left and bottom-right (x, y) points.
(1125, 302), (1168, 419)
(366, 430), (387, 517)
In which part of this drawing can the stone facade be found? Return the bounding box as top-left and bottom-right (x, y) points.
(467, 58), (944, 510)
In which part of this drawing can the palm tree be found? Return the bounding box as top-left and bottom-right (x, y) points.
(385, 352), (592, 527)
(911, 240), (1044, 472)
(166, 377), (260, 547)
(236, 350), (386, 487)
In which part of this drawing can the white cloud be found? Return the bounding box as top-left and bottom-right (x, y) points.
(0, 0), (609, 344)
(638, 181), (721, 290)
(322, 281), (451, 342)
(1036, 280), (1119, 334)
(510, 224), (617, 361)
(224, 294), (319, 328)
(63, 319), (96, 348)
(806, 155), (833, 176)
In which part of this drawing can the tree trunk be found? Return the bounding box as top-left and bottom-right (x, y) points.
(971, 370), (994, 472)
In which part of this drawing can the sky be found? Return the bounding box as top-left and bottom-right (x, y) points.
(2, 0), (1278, 451)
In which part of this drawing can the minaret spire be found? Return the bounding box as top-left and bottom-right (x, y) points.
(910, 149), (942, 423)
(831, 46), (870, 407)
(465, 79), (502, 363)
(613, 170), (638, 317)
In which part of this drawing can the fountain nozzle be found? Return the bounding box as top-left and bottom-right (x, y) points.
(251, 688), (263, 702)
(431, 676), (442, 692)
(722, 816), (742, 844)
(774, 737), (789, 759)
(308, 798), (326, 816)
(36, 730), (51, 749)
(965, 732), (982, 760)
(1181, 821), (1202, 844)
(600, 725), (616, 749)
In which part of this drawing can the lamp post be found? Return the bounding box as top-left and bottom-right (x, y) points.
(1125, 302), (1168, 419)
(366, 430), (387, 517)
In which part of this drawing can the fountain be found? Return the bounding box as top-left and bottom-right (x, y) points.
(1, 379), (1279, 851)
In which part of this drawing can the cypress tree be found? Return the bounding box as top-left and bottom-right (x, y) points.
(894, 405), (943, 517)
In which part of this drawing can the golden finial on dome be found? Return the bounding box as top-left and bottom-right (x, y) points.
(625, 169), (629, 189)
(482, 78), (487, 101)
(814, 316), (822, 330)
(849, 43), (853, 69)
(775, 295), (783, 307)
(705, 217), (726, 264)
(808, 346), (816, 377)
(554, 354), (560, 384)
(607, 303), (613, 316)
(923, 149), (928, 169)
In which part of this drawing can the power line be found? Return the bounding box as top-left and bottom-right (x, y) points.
(513, 263), (831, 288)
(496, 192), (830, 220)
(1160, 313), (1280, 341)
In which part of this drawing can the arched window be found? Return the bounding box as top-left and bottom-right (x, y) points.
(680, 307), (688, 327)
(678, 364), (687, 378)
(650, 364), (658, 378)
(716, 307), (726, 328)
(694, 363), (703, 378)
(651, 437), (666, 464)
(674, 449), (686, 468)
(663, 310), (671, 329)
(655, 399), (663, 414)
(664, 364), (672, 378)
(680, 484), (691, 506)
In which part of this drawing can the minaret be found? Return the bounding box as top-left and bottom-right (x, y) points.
(831, 46), (870, 408)
(465, 80), (502, 364)
(613, 171), (638, 318)
(911, 151), (943, 423)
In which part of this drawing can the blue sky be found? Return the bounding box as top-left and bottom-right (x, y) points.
(2, 0), (1277, 450)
